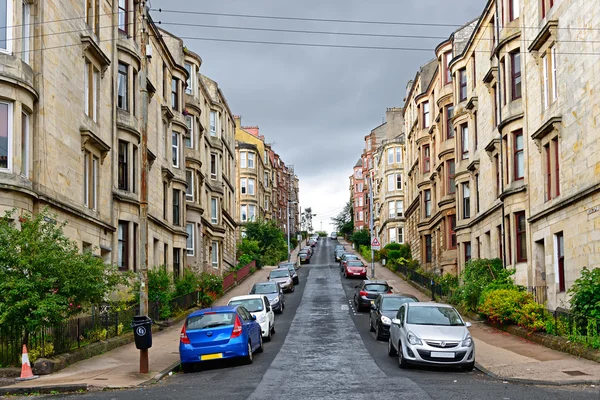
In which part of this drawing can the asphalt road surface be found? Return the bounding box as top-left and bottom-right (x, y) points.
(53, 239), (599, 400)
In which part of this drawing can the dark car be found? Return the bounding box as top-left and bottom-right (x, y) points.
(249, 282), (285, 313)
(353, 280), (393, 312)
(298, 251), (310, 265)
(308, 238), (317, 247)
(302, 246), (313, 257)
(334, 248), (346, 261)
(343, 260), (367, 279)
(339, 253), (360, 271)
(278, 262), (299, 285)
(334, 244), (344, 255)
(369, 294), (419, 340)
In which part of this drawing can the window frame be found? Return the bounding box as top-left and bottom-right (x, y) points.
(425, 235), (433, 263)
(186, 223), (195, 256)
(515, 211), (527, 262)
(172, 131), (180, 168)
(513, 130), (524, 180)
(509, 0), (520, 21)
(117, 140), (129, 190)
(446, 159), (455, 195)
(459, 68), (467, 102)
(117, 62), (129, 111)
(424, 189), (432, 218)
(240, 204), (247, 222)
(185, 115), (194, 148)
(448, 215), (457, 249)
(117, 221), (129, 271)
(22, 1), (31, 63)
(387, 148), (394, 165)
(445, 105), (454, 140)
(248, 204), (256, 221)
(422, 101), (430, 129)
(556, 231), (565, 292)
(461, 124), (469, 160)
(510, 51), (522, 100)
(444, 51), (453, 85)
(396, 174), (402, 190)
(118, 0), (128, 34)
(172, 189), (180, 226)
(171, 78), (179, 110)
(423, 144), (431, 173)
(464, 242), (472, 263)
(83, 150), (98, 210)
(396, 200), (403, 217)
(210, 153), (217, 179)
(462, 183), (471, 219)
(21, 110), (30, 178)
(0, 0), (13, 53)
(184, 63), (193, 95)
(240, 177), (247, 194)
(211, 197), (218, 224)
(248, 178), (255, 195)
(209, 111), (217, 136)
(389, 201), (396, 218)
(248, 152), (255, 169)
(211, 241), (219, 269)
(186, 169), (194, 201)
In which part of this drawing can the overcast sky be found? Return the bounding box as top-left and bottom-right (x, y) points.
(151, 0), (486, 233)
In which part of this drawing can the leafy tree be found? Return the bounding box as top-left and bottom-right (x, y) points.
(569, 267), (600, 319)
(456, 258), (515, 311)
(315, 231), (328, 237)
(301, 207), (315, 233)
(0, 209), (126, 345)
(243, 219), (288, 267)
(331, 201), (354, 237)
(351, 228), (371, 247)
(236, 238), (260, 269)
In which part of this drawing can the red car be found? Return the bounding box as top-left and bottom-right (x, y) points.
(343, 260), (368, 279)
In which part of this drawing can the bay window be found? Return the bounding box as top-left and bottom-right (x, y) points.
(459, 68), (467, 101)
(424, 189), (432, 217)
(117, 63), (129, 111)
(395, 147), (402, 163)
(422, 101), (430, 129)
(186, 223), (195, 256)
(513, 130), (524, 180)
(172, 132), (180, 168)
(511, 51), (522, 100)
(444, 51), (452, 84)
(461, 124), (469, 160)
(447, 159), (455, 194)
(462, 183), (470, 219)
(186, 170), (194, 201)
(211, 198), (218, 224)
(423, 145), (431, 173)
(515, 211), (527, 262)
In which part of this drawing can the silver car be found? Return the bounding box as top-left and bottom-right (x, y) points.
(388, 302), (475, 371)
(268, 268), (295, 292)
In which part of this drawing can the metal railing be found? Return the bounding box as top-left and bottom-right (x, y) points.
(527, 286), (548, 305)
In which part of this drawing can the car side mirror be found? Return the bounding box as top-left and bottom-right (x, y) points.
(252, 315), (257, 320)
(389, 286), (393, 290)
(391, 318), (401, 326)
(465, 321), (472, 328)
(370, 303), (376, 310)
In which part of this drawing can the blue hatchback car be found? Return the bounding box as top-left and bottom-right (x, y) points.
(179, 305), (263, 372)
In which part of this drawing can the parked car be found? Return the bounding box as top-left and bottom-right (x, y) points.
(179, 305), (263, 372)
(308, 238), (317, 247)
(334, 248), (346, 262)
(388, 302), (475, 371)
(228, 295), (275, 341)
(302, 246), (313, 257)
(334, 244), (344, 255)
(343, 260), (368, 279)
(330, 232), (338, 240)
(369, 294), (419, 340)
(278, 262), (299, 284)
(339, 253), (360, 271)
(268, 268), (295, 292)
(298, 251), (311, 265)
(249, 282), (285, 313)
(353, 280), (393, 311)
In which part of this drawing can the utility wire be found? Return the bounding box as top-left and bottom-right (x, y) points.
(0, 9), (135, 30)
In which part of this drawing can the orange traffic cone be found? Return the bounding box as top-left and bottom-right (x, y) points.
(16, 345), (39, 381)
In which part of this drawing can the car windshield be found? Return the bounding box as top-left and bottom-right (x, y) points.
(347, 261), (364, 267)
(251, 283), (278, 294)
(344, 255), (358, 260)
(364, 283), (389, 292)
(407, 306), (465, 326)
(187, 312), (235, 330)
(381, 297), (417, 311)
(228, 299), (264, 313)
(279, 263), (295, 270)
(270, 270), (289, 279)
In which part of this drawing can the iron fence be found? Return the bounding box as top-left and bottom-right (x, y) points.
(527, 286), (548, 305)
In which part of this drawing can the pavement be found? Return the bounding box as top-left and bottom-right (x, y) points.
(339, 239), (600, 386)
(1, 242), (308, 394)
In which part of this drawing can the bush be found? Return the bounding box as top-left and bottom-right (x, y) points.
(457, 258), (515, 311)
(359, 245), (372, 262)
(351, 229), (370, 247)
(398, 244), (412, 260)
(387, 250), (402, 261)
(174, 269), (200, 297)
(384, 243), (401, 251)
(568, 267), (600, 319)
(478, 288), (533, 324)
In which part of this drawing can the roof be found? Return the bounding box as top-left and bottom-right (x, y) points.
(419, 58), (439, 96)
(187, 305), (238, 317)
(407, 302), (454, 308)
(379, 293), (419, 299)
(228, 294), (267, 301)
(365, 280), (390, 285)
(354, 158), (363, 168)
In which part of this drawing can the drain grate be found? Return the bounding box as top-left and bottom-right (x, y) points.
(94, 378), (108, 380)
(562, 370), (589, 376)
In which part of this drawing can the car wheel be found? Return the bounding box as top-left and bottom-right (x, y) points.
(291, 286), (295, 292)
(388, 338), (397, 356)
(369, 316), (375, 332)
(271, 324), (276, 334)
(257, 335), (264, 353)
(375, 323), (384, 341)
(397, 341), (409, 369)
(245, 342), (253, 364)
(266, 327), (272, 342)
(180, 363), (194, 373)
(463, 361), (475, 372)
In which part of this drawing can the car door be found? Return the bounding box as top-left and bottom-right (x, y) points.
(263, 296), (274, 328)
(369, 295), (380, 326)
(391, 305), (405, 350)
(241, 307), (260, 348)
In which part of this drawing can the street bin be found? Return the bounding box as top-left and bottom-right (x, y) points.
(131, 315), (153, 350)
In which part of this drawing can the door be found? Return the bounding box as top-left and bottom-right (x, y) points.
(264, 296), (274, 328)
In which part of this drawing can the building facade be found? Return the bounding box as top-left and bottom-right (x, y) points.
(0, 1), (237, 277)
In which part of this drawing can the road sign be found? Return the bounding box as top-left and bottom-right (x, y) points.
(371, 237), (381, 251)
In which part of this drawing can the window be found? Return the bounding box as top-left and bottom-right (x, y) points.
(472, 54), (477, 88)
(211, 241), (219, 269)
(83, 61), (99, 121)
(240, 178), (247, 194)
(396, 174), (402, 190)
(171, 78), (179, 110)
(366, 140), (371, 151)
(118, 0), (128, 33)
(21, 111), (30, 178)
(83, 151), (98, 210)
(248, 178), (255, 195)
(464, 242), (472, 263)
(448, 215), (457, 249)
(395, 147), (402, 163)
(117, 63), (128, 111)
(545, 138), (560, 201)
(358, 211), (364, 221)
(169, 132), (180, 168)
(210, 111), (217, 136)
(184, 63), (193, 95)
(240, 205), (247, 222)
(424, 189), (431, 217)
(162, 182), (168, 219)
(513, 130), (524, 180)
(398, 228), (404, 244)
(459, 68), (467, 101)
(211, 198), (218, 224)
(461, 124), (469, 160)
(358, 197), (363, 207)
(173, 248), (180, 277)
(118, 221), (128, 270)
(264, 172), (269, 188)
(462, 183), (471, 219)
(248, 205), (256, 221)
(492, 85), (498, 127)
(515, 211), (527, 262)
(445, 105), (454, 139)
(511, 51), (522, 100)
(396, 200), (404, 217)
(186, 223), (195, 256)
(173, 189), (180, 226)
(387, 148), (394, 165)
(501, 58), (507, 105)
(118, 141), (128, 190)
(389, 228), (397, 243)
(358, 183), (363, 192)
(446, 159), (455, 194)
(85, 0), (100, 36)
(248, 152), (255, 168)
(444, 51), (452, 84)
(423, 145), (431, 173)
(186, 170), (194, 201)
(542, 46), (558, 108)
(494, 154), (500, 197)
(475, 174), (480, 213)
(22, 1), (31, 63)
(541, 0), (555, 18)
(185, 116), (194, 148)
(556, 232), (565, 292)
(422, 101), (430, 129)
(551, 47), (557, 102)
(264, 197), (269, 211)
(163, 243), (168, 267)
(425, 235), (432, 262)
(389, 201), (396, 218)
(387, 175), (394, 192)
(210, 153), (217, 179)
(509, 0), (520, 21)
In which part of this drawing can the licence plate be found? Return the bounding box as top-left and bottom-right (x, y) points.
(430, 352), (455, 359)
(201, 353), (223, 361)
(353, 273), (362, 275)
(370, 300), (375, 304)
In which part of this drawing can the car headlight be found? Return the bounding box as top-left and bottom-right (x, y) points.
(407, 331), (422, 345)
(380, 316), (392, 325)
(462, 335), (473, 347)
(257, 314), (266, 323)
(270, 297), (280, 304)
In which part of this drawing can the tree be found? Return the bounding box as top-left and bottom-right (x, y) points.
(243, 219), (288, 267)
(0, 209), (127, 345)
(301, 207), (314, 233)
(351, 228), (371, 247)
(331, 201), (354, 237)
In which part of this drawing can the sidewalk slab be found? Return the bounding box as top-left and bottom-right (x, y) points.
(338, 239), (600, 385)
(1, 246), (310, 393)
